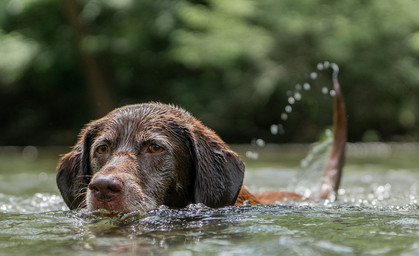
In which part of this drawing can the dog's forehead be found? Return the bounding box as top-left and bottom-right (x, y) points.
(112, 103), (192, 125)
(101, 103), (193, 141)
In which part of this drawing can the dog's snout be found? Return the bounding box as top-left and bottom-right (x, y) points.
(88, 175), (123, 201)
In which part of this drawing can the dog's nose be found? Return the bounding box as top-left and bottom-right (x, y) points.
(88, 175), (123, 201)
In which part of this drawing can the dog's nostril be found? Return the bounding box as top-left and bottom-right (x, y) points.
(88, 175), (123, 201)
(107, 182), (122, 193)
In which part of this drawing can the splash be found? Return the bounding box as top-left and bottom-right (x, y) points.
(272, 61), (340, 138)
(289, 129), (334, 198)
(247, 61), (340, 160)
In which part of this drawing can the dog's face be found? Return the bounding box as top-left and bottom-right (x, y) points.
(84, 105), (196, 213)
(56, 103), (244, 213)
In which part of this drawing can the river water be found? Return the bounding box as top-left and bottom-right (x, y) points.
(0, 144), (418, 255)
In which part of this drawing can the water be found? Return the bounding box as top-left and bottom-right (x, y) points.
(0, 145), (418, 255)
(273, 61), (339, 138)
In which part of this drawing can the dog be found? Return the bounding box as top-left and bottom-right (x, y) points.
(56, 81), (346, 213)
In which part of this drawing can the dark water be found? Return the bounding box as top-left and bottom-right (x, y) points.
(0, 145), (418, 255)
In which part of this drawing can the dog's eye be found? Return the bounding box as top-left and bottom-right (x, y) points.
(96, 145), (109, 154)
(149, 144), (164, 153)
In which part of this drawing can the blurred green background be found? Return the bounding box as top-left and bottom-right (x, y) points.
(1, 0), (418, 146)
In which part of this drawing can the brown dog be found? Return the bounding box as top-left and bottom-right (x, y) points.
(56, 81), (346, 213)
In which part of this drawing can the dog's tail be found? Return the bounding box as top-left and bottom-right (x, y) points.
(311, 67), (347, 200)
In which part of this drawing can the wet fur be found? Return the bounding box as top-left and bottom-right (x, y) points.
(57, 84), (346, 212)
(57, 103), (244, 211)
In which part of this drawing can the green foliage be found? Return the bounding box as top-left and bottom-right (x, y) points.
(0, 0), (419, 145)
(171, 0), (273, 68)
(0, 30), (39, 83)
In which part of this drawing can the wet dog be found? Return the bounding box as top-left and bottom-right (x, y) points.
(56, 81), (346, 213)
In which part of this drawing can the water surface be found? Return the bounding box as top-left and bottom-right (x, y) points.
(0, 144), (418, 255)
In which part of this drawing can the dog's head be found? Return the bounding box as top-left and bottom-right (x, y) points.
(56, 103), (244, 213)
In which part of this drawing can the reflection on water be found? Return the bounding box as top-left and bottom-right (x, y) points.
(0, 145), (418, 255)
(0, 193), (65, 213)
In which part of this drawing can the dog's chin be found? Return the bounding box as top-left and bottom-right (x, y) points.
(86, 195), (157, 214)
(87, 199), (125, 212)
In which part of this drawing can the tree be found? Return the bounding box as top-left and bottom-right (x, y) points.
(0, 0), (418, 145)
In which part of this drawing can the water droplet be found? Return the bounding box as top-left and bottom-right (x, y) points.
(22, 146), (38, 161)
(295, 84), (302, 90)
(294, 92), (302, 101)
(288, 97), (295, 104)
(317, 63), (324, 70)
(270, 124), (278, 135)
(271, 124), (285, 135)
(303, 83), (311, 90)
(310, 72), (318, 80)
(285, 105), (292, 113)
(322, 86), (329, 94)
(323, 61), (330, 69)
(246, 151), (259, 160)
(278, 124), (285, 134)
(329, 90), (336, 96)
(338, 188), (346, 196)
(281, 113), (288, 120)
(286, 90), (292, 96)
(325, 129), (332, 136)
(255, 138), (265, 147)
(331, 62), (339, 73)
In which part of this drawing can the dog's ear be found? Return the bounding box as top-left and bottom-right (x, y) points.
(56, 120), (101, 210)
(188, 123), (245, 208)
(56, 146), (84, 210)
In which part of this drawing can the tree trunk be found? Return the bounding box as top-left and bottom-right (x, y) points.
(61, 0), (115, 117)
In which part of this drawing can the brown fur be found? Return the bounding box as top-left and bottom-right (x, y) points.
(57, 82), (346, 212)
